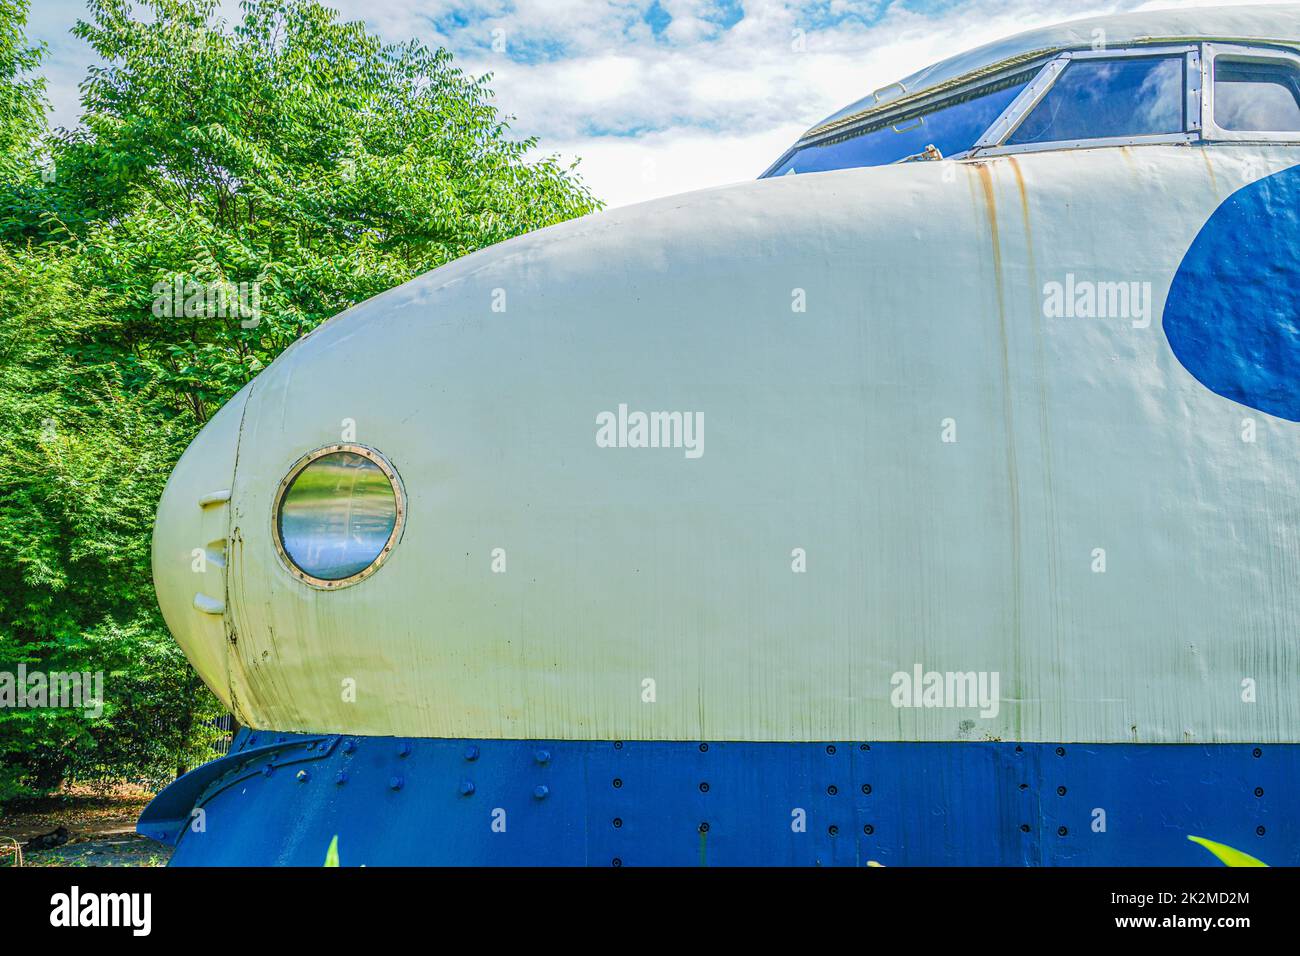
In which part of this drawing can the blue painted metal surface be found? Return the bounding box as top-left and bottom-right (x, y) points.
(141, 731), (1297, 866)
(1164, 162), (1300, 422)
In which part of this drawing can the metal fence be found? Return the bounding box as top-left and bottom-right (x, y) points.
(63, 713), (238, 791)
(210, 713), (236, 756)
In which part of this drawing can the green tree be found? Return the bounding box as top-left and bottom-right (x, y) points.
(0, 0), (47, 241)
(0, 0), (599, 800)
(54, 0), (599, 422)
(0, 246), (220, 798)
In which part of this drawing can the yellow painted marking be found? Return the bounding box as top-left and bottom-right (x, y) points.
(1187, 835), (1267, 867)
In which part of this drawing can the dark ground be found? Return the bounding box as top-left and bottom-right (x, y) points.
(0, 784), (168, 866)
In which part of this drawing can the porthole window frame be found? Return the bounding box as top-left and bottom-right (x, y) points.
(271, 443), (406, 591)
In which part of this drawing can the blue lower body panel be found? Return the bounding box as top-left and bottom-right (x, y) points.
(140, 731), (1298, 866)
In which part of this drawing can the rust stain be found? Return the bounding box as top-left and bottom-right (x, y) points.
(975, 164), (1002, 278)
(1200, 145), (1219, 196)
(1116, 145), (1142, 178)
(224, 526), (244, 712)
(1008, 157), (1063, 708)
(975, 163), (1024, 731)
(1008, 157), (1029, 220)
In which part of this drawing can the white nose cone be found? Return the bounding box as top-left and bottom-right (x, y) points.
(152, 382), (251, 708)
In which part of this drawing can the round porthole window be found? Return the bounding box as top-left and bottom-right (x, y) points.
(272, 444), (405, 589)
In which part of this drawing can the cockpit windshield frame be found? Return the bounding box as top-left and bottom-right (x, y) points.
(1201, 43), (1300, 144)
(972, 44), (1201, 157)
(761, 39), (1300, 178)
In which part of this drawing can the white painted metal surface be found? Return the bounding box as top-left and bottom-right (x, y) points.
(153, 141), (1300, 744)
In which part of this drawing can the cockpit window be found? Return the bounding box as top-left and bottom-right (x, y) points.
(764, 68), (1037, 177)
(1007, 55), (1184, 145)
(1214, 59), (1300, 131)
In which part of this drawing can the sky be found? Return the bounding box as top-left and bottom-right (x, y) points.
(21, 0), (1294, 207)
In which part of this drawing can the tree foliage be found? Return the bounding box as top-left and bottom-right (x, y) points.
(0, 0), (599, 800)
(0, 0), (45, 241)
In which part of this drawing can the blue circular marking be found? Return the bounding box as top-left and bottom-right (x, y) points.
(1163, 163), (1300, 422)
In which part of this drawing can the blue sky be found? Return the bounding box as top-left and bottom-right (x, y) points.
(21, 0), (1282, 206)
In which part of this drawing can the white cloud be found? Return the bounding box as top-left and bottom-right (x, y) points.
(25, 0), (1300, 205)
(543, 122), (806, 208)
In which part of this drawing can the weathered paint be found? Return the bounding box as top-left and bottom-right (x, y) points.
(1165, 162), (1300, 421)
(141, 729), (1297, 866)
(153, 144), (1300, 744)
(144, 5), (1300, 866)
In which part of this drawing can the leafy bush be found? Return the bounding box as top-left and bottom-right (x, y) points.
(0, 0), (599, 801)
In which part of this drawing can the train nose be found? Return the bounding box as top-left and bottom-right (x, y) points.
(151, 383), (252, 708)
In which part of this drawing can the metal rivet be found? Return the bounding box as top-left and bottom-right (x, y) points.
(1058, 826), (1068, 836)
(1015, 745), (1024, 754)
(699, 782), (710, 793)
(1057, 786), (1067, 796)
(613, 741), (623, 750)
(612, 858), (623, 867)
(863, 824), (875, 835)
(612, 778), (623, 789)
(533, 785), (549, 800)
(698, 822), (710, 833)
(827, 785), (838, 796)
(262, 764), (274, 777)
(458, 779), (474, 795)
(335, 771), (348, 785)
(1019, 783), (1029, 791)
(826, 745), (836, 755)
(1055, 747), (1066, 756)
(390, 776), (405, 791)
(534, 749), (550, 765)
(828, 825), (839, 836)
(1257, 825), (1266, 836)
(296, 770), (309, 783)
(1255, 787), (1264, 797)
(1020, 824), (1031, 833)
(343, 740), (356, 755)
(612, 818), (623, 829)
(1253, 747), (1263, 758)
(399, 742), (412, 758)
(860, 744), (870, 752)
(861, 784), (872, 795)
(699, 743), (709, 753)
(464, 745), (479, 761)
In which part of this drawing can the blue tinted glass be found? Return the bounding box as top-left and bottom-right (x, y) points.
(765, 71), (1034, 177)
(1008, 56), (1184, 145)
(278, 452), (398, 581)
(1214, 60), (1300, 131)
